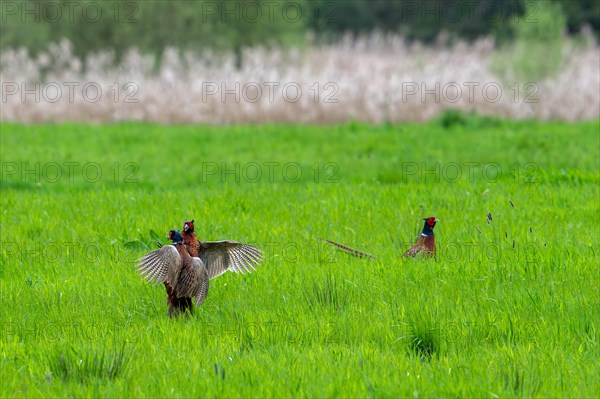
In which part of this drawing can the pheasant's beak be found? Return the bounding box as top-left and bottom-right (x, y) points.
(435, 219), (440, 223)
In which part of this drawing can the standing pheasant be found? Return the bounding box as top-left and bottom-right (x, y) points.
(137, 230), (209, 317)
(321, 216), (439, 259)
(180, 220), (263, 278)
(402, 216), (439, 258)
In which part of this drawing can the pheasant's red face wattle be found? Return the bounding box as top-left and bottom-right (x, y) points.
(184, 220), (195, 232)
(425, 216), (437, 227)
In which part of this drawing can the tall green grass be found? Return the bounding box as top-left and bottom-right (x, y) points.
(47, 343), (131, 382)
(1, 119), (598, 397)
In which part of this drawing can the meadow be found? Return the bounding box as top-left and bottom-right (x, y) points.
(1, 118), (598, 397)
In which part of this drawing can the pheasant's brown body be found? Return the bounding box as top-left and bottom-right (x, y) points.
(168, 244), (196, 317)
(181, 229), (200, 257)
(163, 282), (189, 311)
(164, 228), (200, 314)
(403, 234), (436, 258)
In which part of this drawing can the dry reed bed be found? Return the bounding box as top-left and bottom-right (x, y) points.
(1, 36), (598, 124)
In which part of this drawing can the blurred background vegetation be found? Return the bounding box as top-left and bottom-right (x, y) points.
(1, 0), (598, 62)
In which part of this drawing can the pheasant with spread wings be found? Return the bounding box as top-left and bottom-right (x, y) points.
(137, 224), (263, 317)
(180, 219), (263, 279)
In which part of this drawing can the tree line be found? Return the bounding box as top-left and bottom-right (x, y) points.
(1, 0), (597, 60)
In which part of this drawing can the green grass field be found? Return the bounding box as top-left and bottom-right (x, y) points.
(1, 119), (598, 397)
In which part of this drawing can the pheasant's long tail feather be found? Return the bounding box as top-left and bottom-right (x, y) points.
(319, 238), (377, 259)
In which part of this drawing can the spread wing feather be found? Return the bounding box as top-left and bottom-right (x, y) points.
(174, 258), (209, 305)
(136, 245), (181, 287)
(198, 241), (264, 279)
(194, 259), (210, 306)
